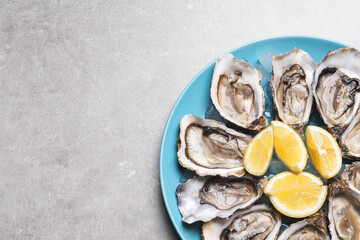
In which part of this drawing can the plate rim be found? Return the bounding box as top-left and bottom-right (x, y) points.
(159, 35), (351, 240)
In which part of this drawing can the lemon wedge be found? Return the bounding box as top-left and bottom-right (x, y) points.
(271, 121), (307, 172)
(264, 171), (327, 218)
(244, 126), (273, 176)
(305, 125), (342, 179)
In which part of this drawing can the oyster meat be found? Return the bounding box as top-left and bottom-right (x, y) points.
(277, 211), (330, 240)
(327, 179), (360, 240)
(340, 111), (360, 159)
(210, 53), (268, 130)
(340, 161), (360, 195)
(271, 48), (316, 136)
(177, 114), (252, 177)
(176, 174), (267, 224)
(313, 48), (360, 139)
(202, 204), (281, 240)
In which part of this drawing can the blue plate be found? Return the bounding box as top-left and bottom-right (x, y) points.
(159, 36), (348, 240)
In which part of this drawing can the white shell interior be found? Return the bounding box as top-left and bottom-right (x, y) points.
(271, 48), (315, 129)
(328, 181), (360, 240)
(340, 111), (360, 159)
(277, 214), (329, 240)
(176, 175), (266, 224)
(177, 114), (251, 177)
(340, 162), (360, 195)
(313, 48), (360, 133)
(210, 53), (267, 130)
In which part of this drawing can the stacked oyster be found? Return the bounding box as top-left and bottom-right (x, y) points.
(175, 47), (360, 239)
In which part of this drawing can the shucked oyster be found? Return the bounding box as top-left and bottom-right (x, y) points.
(327, 179), (360, 240)
(277, 211), (330, 240)
(340, 161), (360, 195)
(176, 174), (267, 223)
(210, 53), (268, 130)
(177, 115), (252, 177)
(313, 48), (360, 139)
(340, 111), (360, 159)
(202, 204), (281, 240)
(271, 48), (316, 136)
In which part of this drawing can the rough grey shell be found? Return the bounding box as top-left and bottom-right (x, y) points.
(340, 111), (360, 160)
(277, 211), (330, 240)
(176, 174), (267, 224)
(202, 204), (281, 240)
(340, 161), (360, 195)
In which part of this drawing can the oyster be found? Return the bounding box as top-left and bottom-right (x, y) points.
(327, 179), (360, 240)
(340, 111), (360, 159)
(277, 211), (330, 240)
(202, 204), (281, 240)
(340, 161), (360, 195)
(176, 174), (267, 224)
(271, 48), (316, 136)
(177, 114), (252, 177)
(210, 53), (268, 130)
(313, 48), (360, 139)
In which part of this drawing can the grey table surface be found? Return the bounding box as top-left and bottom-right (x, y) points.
(1, 0), (360, 239)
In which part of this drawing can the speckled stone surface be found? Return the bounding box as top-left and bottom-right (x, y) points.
(1, 0), (360, 239)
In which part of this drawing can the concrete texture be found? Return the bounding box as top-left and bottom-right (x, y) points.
(1, 0), (360, 239)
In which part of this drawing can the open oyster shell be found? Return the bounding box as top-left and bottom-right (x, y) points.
(202, 204), (281, 240)
(210, 53), (268, 130)
(327, 179), (360, 240)
(340, 111), (360, 159)
(277, 211), (330, 240)
(177, 114), (252, 177)
(176, 174), (267, 224)
(340, 161), (360, 195)
(313, 48), (360, 139)
(271, 48), (316, 136)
